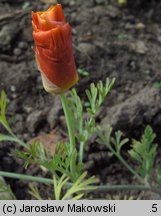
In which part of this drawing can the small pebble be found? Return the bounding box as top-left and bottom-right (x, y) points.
(69, 0), (76, 6)
(13, 48), (22, 56)
(135, 23), (145, 30)
(18, 41), (28, 50)
(12, 93), (18, 98)
(10, 85), (16, 92)
(23, 106), (33, 113)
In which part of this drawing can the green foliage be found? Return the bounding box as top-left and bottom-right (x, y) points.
(0, 77), (161, 198)
(43, 143), (84, 182)
(0, 177), (16, 200)
(129, 126), (157, 179)
(28, 184), (42, 200)
(117, 32), (128, 41)
(12, 141), (83, 182)
(0, 90), (6, 118)
(0, 90), (28, 149)
(157, 169), (161, 184)
(85, 78), (115, 137)
(65, 79), (115, 165)
(78, 68), (89, 77)
(97, 125), (142, 182)
(53, 172), (97, 200)
(69, 78), (115, 162)
(118, 0), (127, 6)
(0, 79), (115, 200)
(0, 90), (11, 134)
(29, 172), (98, 200)
(86, 78), (115, 115)
(69, 89), (84, 142)
(152, 82), (161, 89)
(111, 131), (129, 155)
(98, 125), (129, 155)
(98, 125), (158, 184)
(12, 140), (49, 168)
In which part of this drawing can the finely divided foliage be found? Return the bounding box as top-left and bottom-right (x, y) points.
(129, 126), (157, 180)
(0, 78), (161, 199)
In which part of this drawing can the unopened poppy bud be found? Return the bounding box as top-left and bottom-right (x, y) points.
(32, 4), (78, 94)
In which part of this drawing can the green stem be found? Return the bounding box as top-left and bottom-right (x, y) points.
(1, 120), (15, 137)
(108, 145), (143, 183)
(79, 141), (85, 163)
(0, 120), (29, 150)
(1, 171), (161, 195)
(60, 93), (75, 153)
(117, 154), (143, 182)
(13, 138), (29, 150)
(79, 116), (95, 163)
(95, 184), (161, 194)
(0, 171), (53, 185)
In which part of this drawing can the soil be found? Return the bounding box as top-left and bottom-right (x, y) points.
(0, 0), (161, 199)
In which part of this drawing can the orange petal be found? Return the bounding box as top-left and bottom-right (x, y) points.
(32, 4), (78, 94)
(42, 4), (66, 22)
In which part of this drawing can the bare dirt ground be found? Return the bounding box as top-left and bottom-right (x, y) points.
(0, 0), (161, 199)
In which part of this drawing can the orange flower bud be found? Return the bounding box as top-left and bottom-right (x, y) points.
(32, 4), (78, 94)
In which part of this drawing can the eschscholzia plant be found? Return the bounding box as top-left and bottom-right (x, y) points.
(0, 3), (160, 200)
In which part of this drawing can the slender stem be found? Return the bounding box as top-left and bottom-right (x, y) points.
(79, 141), (85, 163)
(60, 93), (75, 153)
(0, 120), (29, 150)
(2, 135), (29, 150)
(108, 145), (143, 183)
(1, 171), (161, 195)
(95, 184), (161, 194)
(0, 119), (15, 137)
(117, 154), (143, 183)
(0, 171), (53, 185)
(13, 137), (29, 150)
(79, 115), (95, 163)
